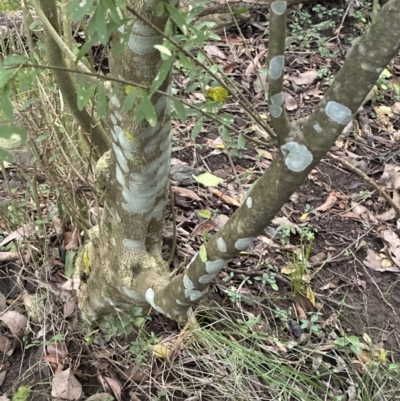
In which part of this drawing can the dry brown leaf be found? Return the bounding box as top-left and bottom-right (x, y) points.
(284, 93), (297, 111)
(364, 249), (400, 272)
(382, 228), (400, 268)
(376, 208), (397, 221)
(172, 186), (201, 201)
(0, 294), (6, 313)
(150, 342), (173, 360)
(292, 70), (318, 85)
(373, 105), (394, 131)
(0, 370), (6, 387)
(0, 311), (27, 339)
(85, 393), (114, 401)
(63, 297), (76, 318)
(0, 336), (13, 354)
(64, 228), (80, 250)
(0, 252), (19, 262)
(52, 216), (63, 235)
(315, 192), (340, 212)
(51, 368), (82, 400)
(0, 222), (36, 247)
(309, 252), (327, 265)
(47, 342), (68, 361)
(319, 282), (337, 291)
(208, 187), (241, 207)
(192, 222), (215, 236)
(209, 214), (229, 231)
(377, 164), (399, 187)
(256, 149), (273, 160)
(102, 376), (122, 401)
(204, 44), (226, 59)
(341, 211), (362, 220)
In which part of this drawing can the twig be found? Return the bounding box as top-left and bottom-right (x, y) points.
(327, 152), (400, 218)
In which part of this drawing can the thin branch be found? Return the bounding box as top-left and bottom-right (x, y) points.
(327, 152), (400, 218)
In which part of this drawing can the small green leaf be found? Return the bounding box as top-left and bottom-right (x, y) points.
(64, 250), (77, 278)
(77, 83), (98, 111)
(140, 95), (157, 126)
(0, 147), (14, 162)
(171, 97), (187, 120)
(198, 209), (211, 219)
(1, 89), (13, 121)
(199, 244), (207, 262)
(191, 117), (203, 139)
(154, 45), (172, 57)
(334, 337), (348, 347)
(155, 1), (165, 16)
(233, 7), (250, 15)
(219, 113), (234, 125)
(164, 3), (188, 34)
(179, 53), (193, 70)
(69, 0), (96, 20)
(0, 125), (27, 142)
(0, 65), (13, 88)
(238, 133), (246, 148)
(150, 57), (174, 95)
(12, 385), (31, 401)
(122, 86), (139, 114)
(96, 83), (107, 118)
(3, 55), (30, 66)
(193, 172), (223, 187)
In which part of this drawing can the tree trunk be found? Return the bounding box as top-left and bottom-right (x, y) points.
(34, 0), (400, 324)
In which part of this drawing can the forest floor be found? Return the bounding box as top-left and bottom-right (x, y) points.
(1, 1), (400, 400)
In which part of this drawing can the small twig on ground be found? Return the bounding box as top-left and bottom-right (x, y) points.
(356, 257), (397, 315)
(327, 152), (400, 218)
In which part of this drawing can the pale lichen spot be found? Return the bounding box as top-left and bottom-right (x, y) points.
(183, 275), (194, 290)
(217, 237), (227, 253)
(313, 123), (322, 133)
(246, 196), (253, 209)
(112, 143), (129, 172)
(270, 92), (284, 106)
(361, 62), (376, 73)
(376, 67), (383, 73)
(128, 34), (162, 55)
(186, 252), (198, 269)
(123, 239), (144, 250)
(111, 95), (121, 108)
(270, 105), (283, 118)
(199, 273), (217, 284)
(269, 55), (284, 80)
(280, 141), (313, 172)
(123, 287), (144, 301)
(185, 287), (208, 301)
(205, 259), (227, 274)
(235, 237), (255, 251)
(271, 1), (287, 15)
(104, 297), (115, 306)
(325, 101), (352, 125)
(145, 288), (165, 314)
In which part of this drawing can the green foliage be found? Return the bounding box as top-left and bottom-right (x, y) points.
(334, 334), (362, 355)
(287, 230), (314, 297)
(103, 307), (144, 341)
(12, 385), (31, 401)
(0, 0), (20, 12)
